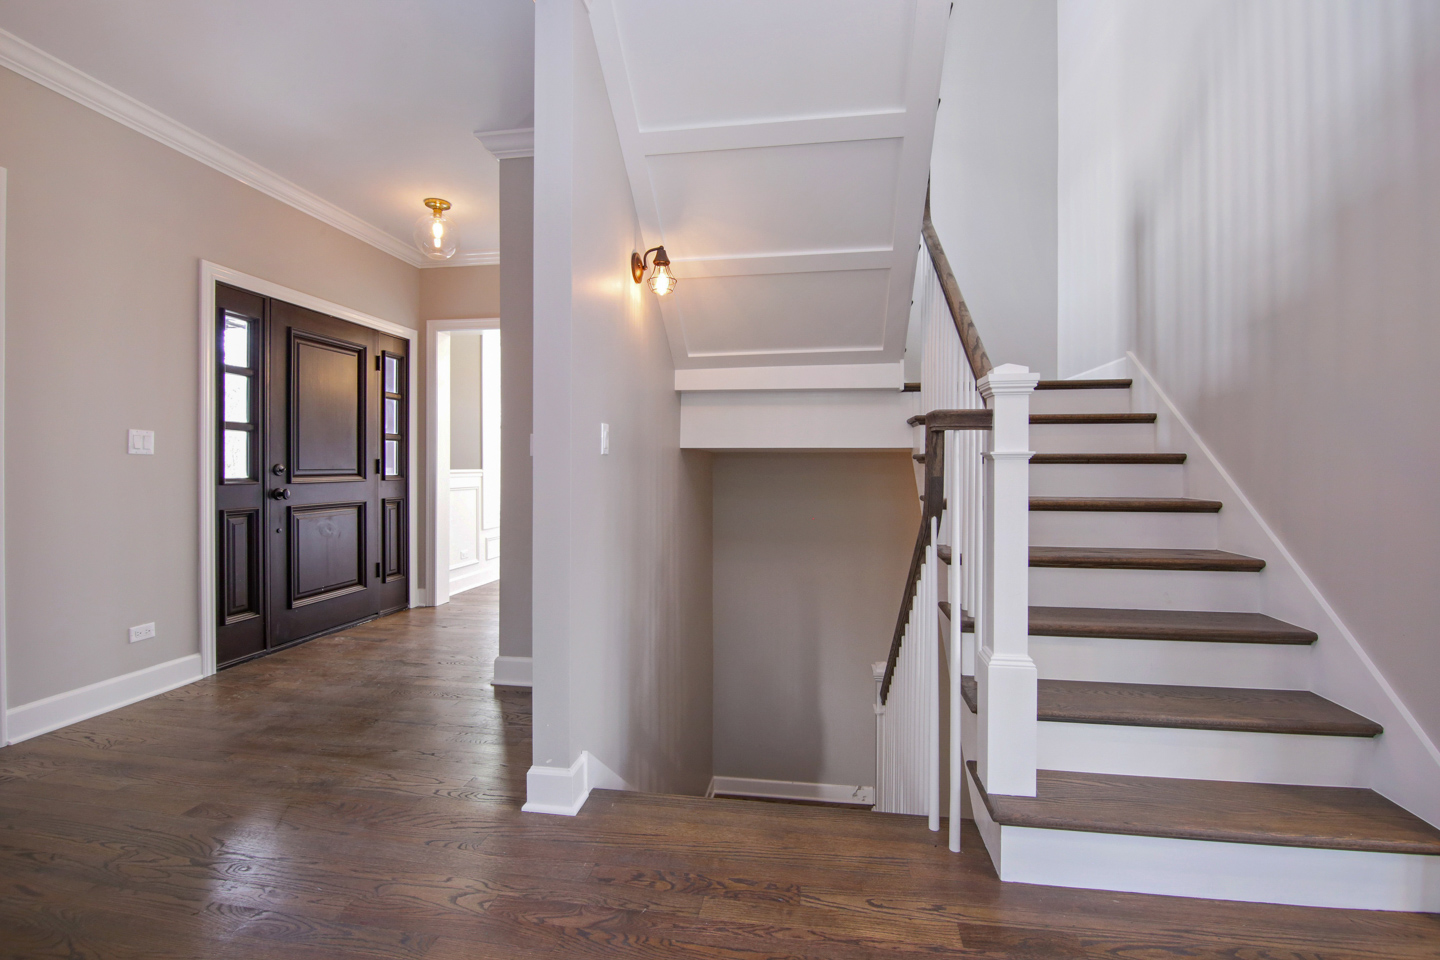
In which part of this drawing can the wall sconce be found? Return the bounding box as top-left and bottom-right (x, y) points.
(413, 198), (459, 261)
(632, 246), (677, 296)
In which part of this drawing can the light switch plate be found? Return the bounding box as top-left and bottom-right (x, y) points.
(128, 429), (155, 455)
(600, 422), (610, 455)
(129, 622), (156, 643)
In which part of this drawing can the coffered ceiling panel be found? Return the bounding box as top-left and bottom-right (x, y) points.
(589, 0), (951, 371)
(677, 269), (891, 358)
(646, 139), (902, 259)
(612, 0), (915, 130)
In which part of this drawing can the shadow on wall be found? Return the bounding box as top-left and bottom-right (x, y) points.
(1121, 0), (1440, 740)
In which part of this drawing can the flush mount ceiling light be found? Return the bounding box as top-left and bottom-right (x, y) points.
(632, 246), (677, 296)
(414, 198), (459, 261)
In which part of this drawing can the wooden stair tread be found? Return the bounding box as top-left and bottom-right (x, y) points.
(1035, 379), (1133, 390)
(1031, 546), (1265, 571)
(1032, 413), (1157, 424)
(1031, 453), (1187, 464)
(1029, 606), (1316, 644)
(1031, 497), (1222, 512)
(965, 763), (1440, 855)
(936, 600), (975, 633)
(959, 677), (1382, 737)
(937, 544), (952, 564)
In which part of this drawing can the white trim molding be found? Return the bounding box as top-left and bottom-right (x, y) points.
(474, 127), (535, 160)
(198, 262), (420, 676)
(0, 166), (7, 746)
(709, 776), (876, 806)
(492, 655), (532, 688)
(0, 27), (502, 269)
(674, 361), (904, 393)
(6, 654), (203, 744)
(523, 750), (629, 816)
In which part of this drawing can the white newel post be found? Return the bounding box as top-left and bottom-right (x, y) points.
(976, 363), (1039, 797)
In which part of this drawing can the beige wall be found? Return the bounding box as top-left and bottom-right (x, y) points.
(448, 332), (483, 471)
(1058, 0), (1440, 743)
(0, 65), (420, 706)
(530, 0), (713, 795)
(712, 453), (918, 788)
(498, 157), (534, 661)
(418, 264), (500, 321)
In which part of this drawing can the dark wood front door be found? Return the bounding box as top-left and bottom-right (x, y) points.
(214, 283), (409, 667)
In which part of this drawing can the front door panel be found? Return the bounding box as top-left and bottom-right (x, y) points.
(213, 284), (409, 666)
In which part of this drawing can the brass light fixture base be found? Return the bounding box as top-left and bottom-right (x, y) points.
(423, 197), (452, 215)
(631, 251), (647, 283)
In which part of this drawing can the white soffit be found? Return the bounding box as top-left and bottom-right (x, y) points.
(588, 0), (949, 371)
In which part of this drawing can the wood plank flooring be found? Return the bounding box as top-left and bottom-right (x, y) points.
(2, 584), (1437, 958)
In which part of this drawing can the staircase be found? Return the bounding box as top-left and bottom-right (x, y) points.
(933, 377), (1440, 912)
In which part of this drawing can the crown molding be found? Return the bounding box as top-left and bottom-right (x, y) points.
(419, 249), (501, 268)
(474, 126), (535, 160)
(0, 27), (440, 267)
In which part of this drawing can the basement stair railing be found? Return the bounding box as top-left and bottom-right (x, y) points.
(874, 190), (1039, 852)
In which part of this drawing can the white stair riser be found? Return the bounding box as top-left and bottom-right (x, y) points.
(1030, 463), (1186, 498)
(1031, 422), (1155, 454)
(1030, 388), (1133, 415)
(1031, 510), (1218, 549)
(1038, 721), (1372, 788)
(961, 704), (1368, 789)
(1030, 634), (1311, 689)
(966, 774), (1440, 912)
(1030, 567), (1262, 611)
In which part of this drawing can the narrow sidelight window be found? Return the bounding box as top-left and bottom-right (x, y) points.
(219, 311), (258, 482)
(381, 352), (406, 478)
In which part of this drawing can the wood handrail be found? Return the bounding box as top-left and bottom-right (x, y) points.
(921, 187), (993, 382)
(880, 413), (993, 704)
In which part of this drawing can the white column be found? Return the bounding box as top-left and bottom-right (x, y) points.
(976, 364), (1039, 797)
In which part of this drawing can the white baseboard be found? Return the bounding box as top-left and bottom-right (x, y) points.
(708, 776), (875, 806)
(492, 655), (532, 687)
(522, 750), (629, 816)
(449, 565), (498, 596)
(5, 654), (204, 744)
(1126, 351), (1440, 828)
(1068, 356), (1129, 381)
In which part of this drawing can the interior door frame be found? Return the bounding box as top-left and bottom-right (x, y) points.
(198, 261), (419, 677)
(0, 167), (9, 743)
(425, 318), (499, 608)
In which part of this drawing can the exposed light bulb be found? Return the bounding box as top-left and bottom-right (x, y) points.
(413, 198), (459, 261)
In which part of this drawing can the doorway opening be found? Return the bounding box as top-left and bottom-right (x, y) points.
(426, 320), (501, 606)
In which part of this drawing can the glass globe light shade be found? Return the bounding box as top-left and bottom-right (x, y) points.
(413, 201), (459, 261)
(648, 261), (677, 296)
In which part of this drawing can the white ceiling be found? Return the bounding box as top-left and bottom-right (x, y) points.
(590, 0), (949, 370)
(0, 0), (534, 265)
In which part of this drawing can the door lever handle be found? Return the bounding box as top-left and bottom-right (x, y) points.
(270, 488), (291, 501)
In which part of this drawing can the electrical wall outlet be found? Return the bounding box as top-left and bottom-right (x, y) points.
(600, 422), (610, 455)
(128, 429), (155, 455)
(129, 622), (156, 643)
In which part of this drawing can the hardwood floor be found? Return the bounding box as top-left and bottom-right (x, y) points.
(2, 584), (1437, 958)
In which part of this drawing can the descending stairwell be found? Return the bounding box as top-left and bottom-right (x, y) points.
(925, 378), (1440, 911)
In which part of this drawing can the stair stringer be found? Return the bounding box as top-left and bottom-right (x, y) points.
(1120, 351), (1440, 830)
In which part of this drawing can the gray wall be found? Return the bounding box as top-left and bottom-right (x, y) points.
(0, 64), (419, 706)
(531, 0), (713, 795)
(929, 0), (1059, 378)
(1058, 0), (1440, 744)
(499, 156), (534, 661)
(712, 453), (919, 788)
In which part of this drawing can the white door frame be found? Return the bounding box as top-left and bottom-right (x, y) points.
(197, 261), (419, 677)
(0, 167), (9, 743)
(425, 318), (499, 607)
